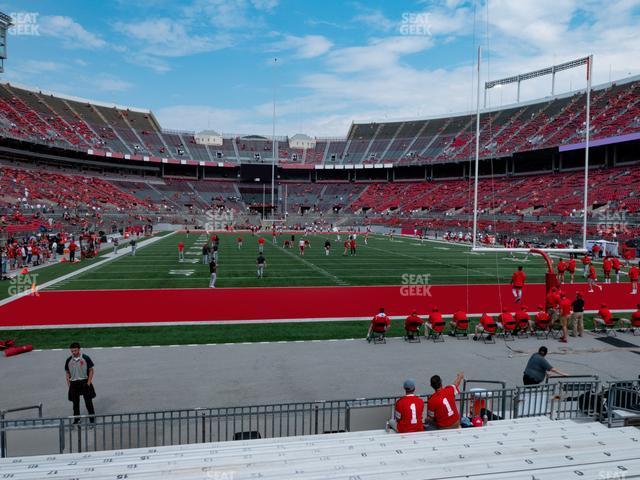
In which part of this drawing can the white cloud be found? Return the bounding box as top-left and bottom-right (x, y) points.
(39, 16), (106, 49)
(88, 75), (134, 93)
(270, 34), (333, 59)
(353, 9), (396, 32)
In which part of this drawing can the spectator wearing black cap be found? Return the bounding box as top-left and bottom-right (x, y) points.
(523, 347), (568, 385)
(389, 379), (424, 433)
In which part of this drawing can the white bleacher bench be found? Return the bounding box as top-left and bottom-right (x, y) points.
(1, 417), (639, 479)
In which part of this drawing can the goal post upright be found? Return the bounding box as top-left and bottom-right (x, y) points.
(472, 55), (593, 254)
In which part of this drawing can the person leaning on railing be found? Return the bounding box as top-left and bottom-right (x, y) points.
(522, 346), (568, 385)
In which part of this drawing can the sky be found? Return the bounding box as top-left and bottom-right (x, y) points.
(1, 0), (640, 137)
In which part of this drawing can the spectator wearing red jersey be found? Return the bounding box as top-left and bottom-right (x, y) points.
(389, 379), (424, 433)
(567, 255), (577, 284)
(177, 241), (185, 262)
(558, 293), (572, 343)
(404, 310), (423, 338)
(628, 265), (639, 295)
(587, 264), (602, 293)
(448, 309), (468, 335)
(602, 257), (613, 284)
(367, 308), (391, 342)
(557, 258), (567, 284)
(427, 372), (464, 430)
(511, 266), (526, 303)
(611, 256), (621, 283)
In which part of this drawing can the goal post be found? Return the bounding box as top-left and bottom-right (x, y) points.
(471, 52), (592, 254)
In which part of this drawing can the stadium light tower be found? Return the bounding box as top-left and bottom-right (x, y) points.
(472, 52), (593, 254)
(0, 12), (13, 73)
(271, 57), (277, 219)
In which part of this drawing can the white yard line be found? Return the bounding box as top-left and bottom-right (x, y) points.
(0, 232), (177, 308)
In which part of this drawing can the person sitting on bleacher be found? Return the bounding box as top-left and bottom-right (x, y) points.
(593, 304), (619, 332)
(367, 307), (391, 342)
(388, 379), (424, 433)
(448, 308), (468, 336)
(473, 312), (495, 341)
(426, 372), (464, 430)
(404, 310), (423, 338)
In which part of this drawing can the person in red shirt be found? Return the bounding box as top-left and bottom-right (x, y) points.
(594, 304), (617, 331)
(514, 306), (530, 335)
(68, 240), (77, 263)
(611, 256), (621, 283)
(558, 293), (572, 343)
(177, 241), (185, 262)
(343, 240), (349, 256)
(425, 307), (443, 337)
(602, 257), (612, 284)
(257, 236), (265, 254)
(272, 230), (277, 244)
(404, 310), (423, 339)
(592, 243), (601, 259)
(511, 266), (526, 303)
(448, 309), (468, 335)
(628, 265), (639, 295)
(546, 287), (560, 324)
(587, 264), (602, 293)
(567, 255), (577, 284)
(237, 237), (243, 250)
(473, 312), (496, 341)
(367, 308), (391, 342)
(534, 305), (551, 333)
(557, 259), (567, 284)
(620, 304), (640, 332)
(390, 379), (424, 433)
(349, 238), (357, 256)
(581, 254), (591, 278)
(427, 372), (464, 430)
(496, 309), (516, 337)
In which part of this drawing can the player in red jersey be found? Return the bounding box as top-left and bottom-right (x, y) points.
(514, 306), (530, 335)
(592, 243), (601, 258)
(556, 258), (567, 284)
(628, 265), (639, 294)
(558, 293), (572, 343)
(237, 236), (243, 250)
(611, 256), (621, 283)
(427, 372), (464, 430)
(349, 237), (356, 256)
(473, 313), (496, 341)
(581, 254), (591, 278)
(258, 236), (265, 254)
(367, 308), (391, 342)
(620, 304), (640, 331)
(546, 287), (560, 324)
(448, 309), (468, 335)
(343, 240), (349, 256)
(404, 310), (423, 338)
(567, 254), (577, 284)
(534, 305), (551, 333)
(511, 266), (526, 303)
(424, 307), (442, 337)
(602, 257), (613, 284)
(390, 379), (424, 433)
(594, 304), (618, 331)
(177, 241), (185, 262)
(587, 264), (602, 293)
(272, 230), (277, 244)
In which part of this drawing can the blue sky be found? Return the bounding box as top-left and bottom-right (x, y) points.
(1, 0), (640, 137)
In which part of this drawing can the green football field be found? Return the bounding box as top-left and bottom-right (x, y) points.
(43, 231), (589, 291)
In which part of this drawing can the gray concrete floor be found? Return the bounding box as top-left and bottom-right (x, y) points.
(1, 333), (639, 419)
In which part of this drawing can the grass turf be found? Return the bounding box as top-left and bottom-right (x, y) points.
(40, 231), (596, 291)
(0, 315), (606, 350)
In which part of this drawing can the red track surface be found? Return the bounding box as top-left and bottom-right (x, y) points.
(1, 283), (638, 328)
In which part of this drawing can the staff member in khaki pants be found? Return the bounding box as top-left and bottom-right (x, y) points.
(571, 292), (585, 337)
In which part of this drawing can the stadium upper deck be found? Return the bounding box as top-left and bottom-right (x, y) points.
(0, 75), (638, 167)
